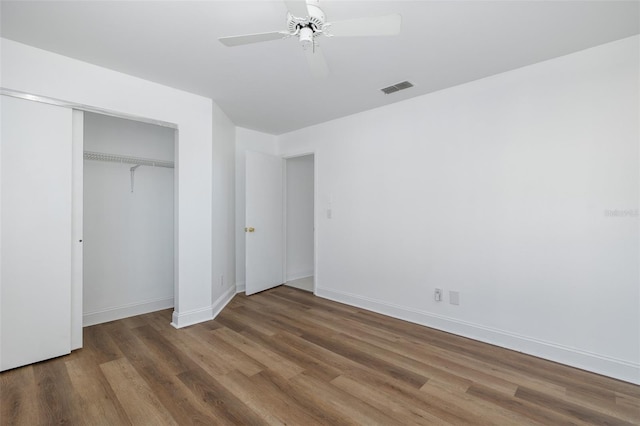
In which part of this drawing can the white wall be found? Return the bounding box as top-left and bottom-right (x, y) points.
(1, 38), (233, 328)
(235, 127), (278, 291)
(83, 112), (174, 325)
(211, 103), (237, 314)
(278, 36), (640, 384)
(286, 155), (314, 281)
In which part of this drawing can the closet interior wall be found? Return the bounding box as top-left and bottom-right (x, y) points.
(83, 112), (175, 326)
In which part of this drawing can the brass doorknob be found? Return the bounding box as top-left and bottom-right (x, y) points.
(245, 227), (255, 233)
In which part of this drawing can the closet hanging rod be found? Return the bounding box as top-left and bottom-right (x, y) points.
(84, 151), (174, 168)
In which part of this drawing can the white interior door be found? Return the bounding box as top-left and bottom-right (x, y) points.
(1, 95), (73, 371)
(245, 150), (284, 295)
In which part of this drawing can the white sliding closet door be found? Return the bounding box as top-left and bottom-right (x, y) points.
(1, 95), (73, 371)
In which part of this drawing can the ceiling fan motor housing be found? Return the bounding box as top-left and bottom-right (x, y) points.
(287, 4), (326, 47)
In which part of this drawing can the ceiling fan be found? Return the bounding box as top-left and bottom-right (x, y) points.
(218, 0), (402, 78)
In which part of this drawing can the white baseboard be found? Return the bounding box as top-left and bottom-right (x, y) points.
(83, 297), (174, 327)
(212, 286), (236, 319)
(171, 286), (236, 329)
(286, 270), (313, 282)
(316, 287), (640, 385)
(235, 281), (246, 294)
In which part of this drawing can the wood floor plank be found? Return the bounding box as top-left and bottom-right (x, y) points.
(212, 327), (305, 379)
(307, 305), (406, 342)
(183, 327), (266, 377)
(268, 327), (482, 424)
(515, 386), (637, 426)
(250, 369), (353, 425)
(331, 374), (450, 425)
(83, 323), (125, 365)
(0, 366), (46, 425)
(131, 324), (198, 376)
(176, 369), (268, 425)
(2, 286), (638, 425)
(106, 321), (221, 425)
(336, 330), (517, 395)
(616, 392), (640, 410)
(100, 357), (178, 425)
(420, 380), (539, 426)
(156, 323), (235, 377)
(412, 336), (570, 397)
(216, 369), (325, 425)
(290, 371), (406, 426)
(220, 304), (271, 332)
(65, 357), (131, 425)
(236, 299), (432, 389)
(33, 357), (78, 425)
(299, 329), (429, 388)
(239, 327), (343, 382)
(221, 306), (279, 336)
(343, 363), (486, 425)
(230, 296), (310, 336)
(272, 287), (360, 314)
(564, 387), (640, 424)
(306, 306), (522, 393)
(467, 384), (590, 425)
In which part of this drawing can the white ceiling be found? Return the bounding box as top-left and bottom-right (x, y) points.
(1, 1), (638, 135)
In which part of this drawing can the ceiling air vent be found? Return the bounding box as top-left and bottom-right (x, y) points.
(381, 81), (414, 94)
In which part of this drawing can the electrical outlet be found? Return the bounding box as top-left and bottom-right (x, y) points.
(434, 288), (442, 302)
(449, 291), (460, 305)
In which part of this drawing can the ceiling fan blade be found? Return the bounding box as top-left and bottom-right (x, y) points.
(327, 14), (402, 37)
(284, 0), (309, 18)
(305, 44), (329, 79)
(219, 31), (288, 47)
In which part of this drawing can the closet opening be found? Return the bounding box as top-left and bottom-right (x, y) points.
(82, 112), (176, 326)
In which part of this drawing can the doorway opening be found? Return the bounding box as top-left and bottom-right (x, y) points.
(284, 154), (315, 293)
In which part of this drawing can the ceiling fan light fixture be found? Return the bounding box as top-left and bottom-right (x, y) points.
(299, 26), (314, 48)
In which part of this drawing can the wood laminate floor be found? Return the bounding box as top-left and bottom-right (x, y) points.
(2, 286), (639, 425)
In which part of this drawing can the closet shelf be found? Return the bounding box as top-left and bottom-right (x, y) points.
(84, 151), (174, 168)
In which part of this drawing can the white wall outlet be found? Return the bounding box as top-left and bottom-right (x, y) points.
(327, 208), (332, 219)
(434, 288), (442, 302)
(449, 290), (460, 305)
